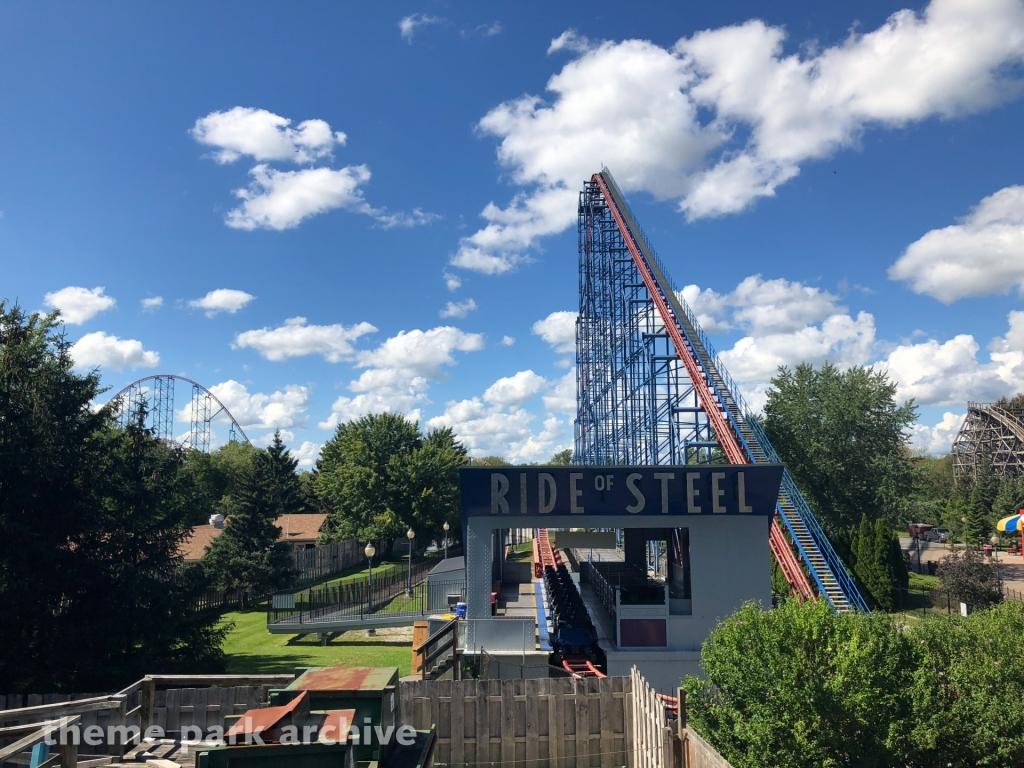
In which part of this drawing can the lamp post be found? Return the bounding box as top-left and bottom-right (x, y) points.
(991, 534), (1002, 593)
(443, 521), (450, 560)
(406, 527), (415, 598)
(365, 542), (376, 633)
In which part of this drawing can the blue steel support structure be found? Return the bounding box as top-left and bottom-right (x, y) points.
(574, 169), (869, 613)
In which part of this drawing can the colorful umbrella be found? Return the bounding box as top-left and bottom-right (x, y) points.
(997, 513), (1024, 533)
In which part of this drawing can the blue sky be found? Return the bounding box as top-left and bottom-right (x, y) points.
(3, 0), (1024, 465)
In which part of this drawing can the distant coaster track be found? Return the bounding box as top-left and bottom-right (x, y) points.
(952, 402), (1024, 485)
(108, 374), (250, 452)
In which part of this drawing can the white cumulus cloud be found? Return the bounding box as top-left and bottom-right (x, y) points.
(44, 286), (116, 325)
(532, 310), (577, 353)
(439, 299), (477, 319)
(206, 380), (311, 430)
(234, 317), (378, 363)
(453, 0), (1024, 272)
(908, 412), (966, 454)
(484, 370), (547, 407)
(876, 311), (1024, 406)
(225, 164), (373, 231)
(319, 326), (486, 429)
(444, 273), (462, 291)
(141, 297), (163, 310)
(293, 440), (322, 468)
(191, 107), (346, 165)
(71, 331), (159, 370)
(188, 289), (254, 316)
(890, 185), (1024, 302)
(501, 335), (515, 346)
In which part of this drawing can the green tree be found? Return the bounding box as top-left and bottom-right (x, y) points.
(935, 548), (1001, 609)
(907, 453), (953, 527)
(762, 363), (917, 531)
(0, 303), (224, 692)
(315, 413), (466, 549)
(204, 451), (294, 599)
(684, 599), (916, 767)
(548, 449), (573, 465)
(476, 455), (512, 467)
(266, 430), (309, 515)
(965, 455), (998, 545)
(70, 408), (226, 688)
(908, 602), (1024, 765)
(209, 440), (260, 498)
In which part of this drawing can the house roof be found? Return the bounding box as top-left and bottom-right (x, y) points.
(179, 513), (328, 562)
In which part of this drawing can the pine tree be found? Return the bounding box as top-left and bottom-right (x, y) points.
(266, 430), (307, 516)
(966, 455), (998, 545)
(853, 514), (876, 596)
(871, 519), (896, 611)
(204, 451), (294, 600)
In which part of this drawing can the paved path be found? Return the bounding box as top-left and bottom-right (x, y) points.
(900, 537), (1024, 593)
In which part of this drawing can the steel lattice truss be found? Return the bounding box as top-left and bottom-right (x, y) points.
(575, 178), (712, 465)
(574, 169), (870, 613)
(109, 374), (250, 452)
(952, 402), (1024, 485)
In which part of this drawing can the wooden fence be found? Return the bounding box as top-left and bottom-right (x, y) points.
(399, 676), (632, 768)
(629, 667), (674, 768)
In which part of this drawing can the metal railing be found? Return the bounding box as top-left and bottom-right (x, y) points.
(267, 574), (466, 627)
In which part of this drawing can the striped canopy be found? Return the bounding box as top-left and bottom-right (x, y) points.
(997, 513), (1024, 533)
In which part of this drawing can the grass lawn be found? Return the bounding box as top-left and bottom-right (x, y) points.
(220, 610), (413, 676)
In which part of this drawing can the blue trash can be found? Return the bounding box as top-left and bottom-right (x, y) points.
(455, 602), (467, 619)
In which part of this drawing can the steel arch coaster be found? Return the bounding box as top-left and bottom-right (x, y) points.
(108, 374), (250, 451)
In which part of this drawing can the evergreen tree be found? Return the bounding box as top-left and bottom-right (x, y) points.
(871, 519), (897, 611)
(965, 455), (998, 545)
(204, 451), (294, 599)
(853, 514), (876, 597)
(266, 430), (307, 515)
(0, 303), (225, 692)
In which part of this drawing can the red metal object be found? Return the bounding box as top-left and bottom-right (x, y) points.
(769, 517), (815, 601)
(225, 690), (308, 739)
(316, 710), (356, 745)
(593, 171), (818, 603)
(560, 655), (606, 678)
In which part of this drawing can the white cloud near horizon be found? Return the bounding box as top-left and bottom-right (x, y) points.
(426, 368), (573, 462)
(889, 185), (1024, 302)
(71, 331), (159, 370)
(191, 107), (346, 165)
(205, 380), (311, 430)
(452, 0), (1024, 274)
(44, 286), (116, 325)
(678, 274), (1024, 419)
(908, 412), (965, 454)
(234, 317), (378, 363)
(319, 326), (486, 429)
(188, 288), (254, 316)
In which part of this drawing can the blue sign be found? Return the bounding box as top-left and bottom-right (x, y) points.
(459, 465), (783, 519)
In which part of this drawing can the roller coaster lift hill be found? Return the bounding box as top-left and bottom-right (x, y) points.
(457, 170), (867, 687)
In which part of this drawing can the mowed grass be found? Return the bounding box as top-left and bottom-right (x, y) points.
(219, 610), (413, 676)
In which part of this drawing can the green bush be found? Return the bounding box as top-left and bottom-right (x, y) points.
(684, 599), (1024, 767)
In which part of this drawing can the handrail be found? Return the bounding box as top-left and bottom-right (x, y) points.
(0, 715), (80, 766)
(413, 617), (459, 655)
